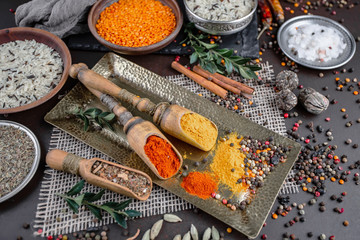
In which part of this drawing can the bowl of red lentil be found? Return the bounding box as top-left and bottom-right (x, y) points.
(88, 0), (183, 55)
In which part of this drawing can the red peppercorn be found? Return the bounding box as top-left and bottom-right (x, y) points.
(294, 123), (299, 127)
(305, 139), (310, 144)
(222, 199), (228, 205)
(329, 236), (335, 240)
(325, 117), (331, 122)
(9, 8), (15, 13)
(284, 113), (289, 118)
(263, 222), (267, 227)
(298, 85), (304, 89)
(211, 192), (216, 198)
(342, 192), (347, 196)
(261, 234), (267, 239)
(315, 191), (320, 197)
(339, 208), (344, 213)
(47, 236), (53, 240)
(292, 126), (298, 131)
(334, 159), (340, 164)
(265, 141), (270, 145)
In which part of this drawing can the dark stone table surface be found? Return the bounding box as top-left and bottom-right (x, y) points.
(0, 1), (359, 239)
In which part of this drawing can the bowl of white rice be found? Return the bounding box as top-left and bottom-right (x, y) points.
(0, 27), (71, 114)
(184, 0), (257, 35)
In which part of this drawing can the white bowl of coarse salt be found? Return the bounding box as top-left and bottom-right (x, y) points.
(277, 15), (356, 70)
(0, 27), (71, 114)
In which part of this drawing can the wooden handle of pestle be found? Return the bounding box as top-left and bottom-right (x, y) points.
(46, 149), (80, 172)
(70, 63), (157, 115)
(171, 61), (228, 99)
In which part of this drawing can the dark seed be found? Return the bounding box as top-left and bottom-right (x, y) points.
(22, 223), (30, 229)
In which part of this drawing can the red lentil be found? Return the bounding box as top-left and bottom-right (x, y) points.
(96, 0), (176, 47)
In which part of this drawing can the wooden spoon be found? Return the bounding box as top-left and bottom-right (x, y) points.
(79, 86), (183, 180)
(69, 63), (218, 151)
(46, 149), (152, 201)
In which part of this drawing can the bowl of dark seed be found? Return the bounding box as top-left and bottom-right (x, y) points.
(0, 27), (71, 114)
(0, 120), (41, 203)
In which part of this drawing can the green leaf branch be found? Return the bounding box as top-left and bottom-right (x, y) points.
(58, 180), (141, 228)
(72, 107), (115, 131)
(183, 23), (262, 79)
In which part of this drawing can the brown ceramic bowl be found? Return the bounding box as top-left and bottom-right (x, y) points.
(88, 0), (183, 55)
(0, 27), (71, 114)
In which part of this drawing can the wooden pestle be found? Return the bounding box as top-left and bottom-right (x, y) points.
(82, 86), (183, 180)
(69, 63), (218, 152)
(46, 149), (153, 201)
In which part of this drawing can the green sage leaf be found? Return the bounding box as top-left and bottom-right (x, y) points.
(224, 59), (233, 74)
(66, 199), (79, 213)
(84, 108), (102, 118)
(200, 42), (218, 49)
(216, 48), (233, 58)
(114, 212), (127, 228)
(87, 204), (102, 220)
(247, 65), (262, 71)
(124, 209), (141, 218)
(114, 199), (132, 211)
(101, 112), (115, 121)
(66, 180), (85, 196)
(103, 120), (114, 131)
(84, 189), (105, 202)
(94, 117), (103, 128)
(190, 53), (199, 64)
(73, 194), (85, 206)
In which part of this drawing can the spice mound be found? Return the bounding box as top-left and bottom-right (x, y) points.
(210, 133), (290, 198)
(0, 125), (35, 198)
(181, 171), (218, 199)
(185, 0), (254, 21)
(91, 161), (151, 197)
(144, 135), (180, 178)
(0, 40), (63, 109)
(180, 113), (218, 151)
(287, 24), (346, 62)
(96, 0), (176, 48)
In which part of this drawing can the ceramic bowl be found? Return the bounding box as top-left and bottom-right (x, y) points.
(88, 0), (183, 55)
(0, 27), (71, 114)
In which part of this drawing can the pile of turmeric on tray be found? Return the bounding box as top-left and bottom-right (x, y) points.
(96, 0), (176, 47)
(181, 131), (291, 211)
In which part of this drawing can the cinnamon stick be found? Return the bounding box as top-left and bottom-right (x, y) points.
(193, 65), (254, 95)
(213, 72), (255, 94)
(193, 65), (241, 96)
(171, 61), (227, 99)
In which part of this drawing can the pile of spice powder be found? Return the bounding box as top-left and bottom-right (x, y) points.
(0, 125), (35, 197)
(144, 135), (180, 178)
(210, 133), (251, 195)
(96, 0), (176, 47)
(181, 171), (218, 199)
(180, 113), (218, 151)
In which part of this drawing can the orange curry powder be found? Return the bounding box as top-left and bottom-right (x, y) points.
(144, 135), (180, 178)
(96, 0), (176, 47)
(181, 172), (218, 199)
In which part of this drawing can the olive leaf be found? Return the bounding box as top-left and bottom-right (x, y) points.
(183, 23), (261, 79)
(58, 181), (141, 229)
(72, 107), (115, 132)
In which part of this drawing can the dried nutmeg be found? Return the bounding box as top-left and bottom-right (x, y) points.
(276, 70), (299, 91)
(276, 89), (298, 111)
(299, 87), (329, 114)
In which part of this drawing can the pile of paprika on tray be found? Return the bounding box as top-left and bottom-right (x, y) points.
(96, 0), (176, 47)
(144, 135), (180, 179)
(181, 172), (218, 199)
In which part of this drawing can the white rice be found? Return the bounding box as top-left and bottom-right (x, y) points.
(0, 39), (63, 109)
(287, 24), (346, 62)
(186, 0), (254, 21)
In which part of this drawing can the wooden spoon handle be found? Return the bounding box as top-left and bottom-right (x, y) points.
(46, 149), (83, 175)
(69, 63), (157, 115)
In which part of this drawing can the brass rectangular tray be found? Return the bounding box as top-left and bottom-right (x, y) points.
(45, 53), (301, 239)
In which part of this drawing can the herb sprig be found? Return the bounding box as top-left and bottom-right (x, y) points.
(183, 23), (262, 79)
(58, 180), (141, 228)
(72, 107), (115, 131)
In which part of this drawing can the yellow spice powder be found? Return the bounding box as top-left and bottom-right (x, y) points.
(180, 113), (218, 151)
(210, 133), (251, 194)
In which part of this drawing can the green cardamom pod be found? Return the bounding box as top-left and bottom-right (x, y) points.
(164, 214), (183, 223)
(150, 219), (164, 240)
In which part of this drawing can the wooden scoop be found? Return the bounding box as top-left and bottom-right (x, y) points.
(69, 63), (218, 152)
(80, 86), (183, 180)
(46, 149), (153, 201)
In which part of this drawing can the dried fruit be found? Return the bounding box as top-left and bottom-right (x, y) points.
(299, 87), (329, 114)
